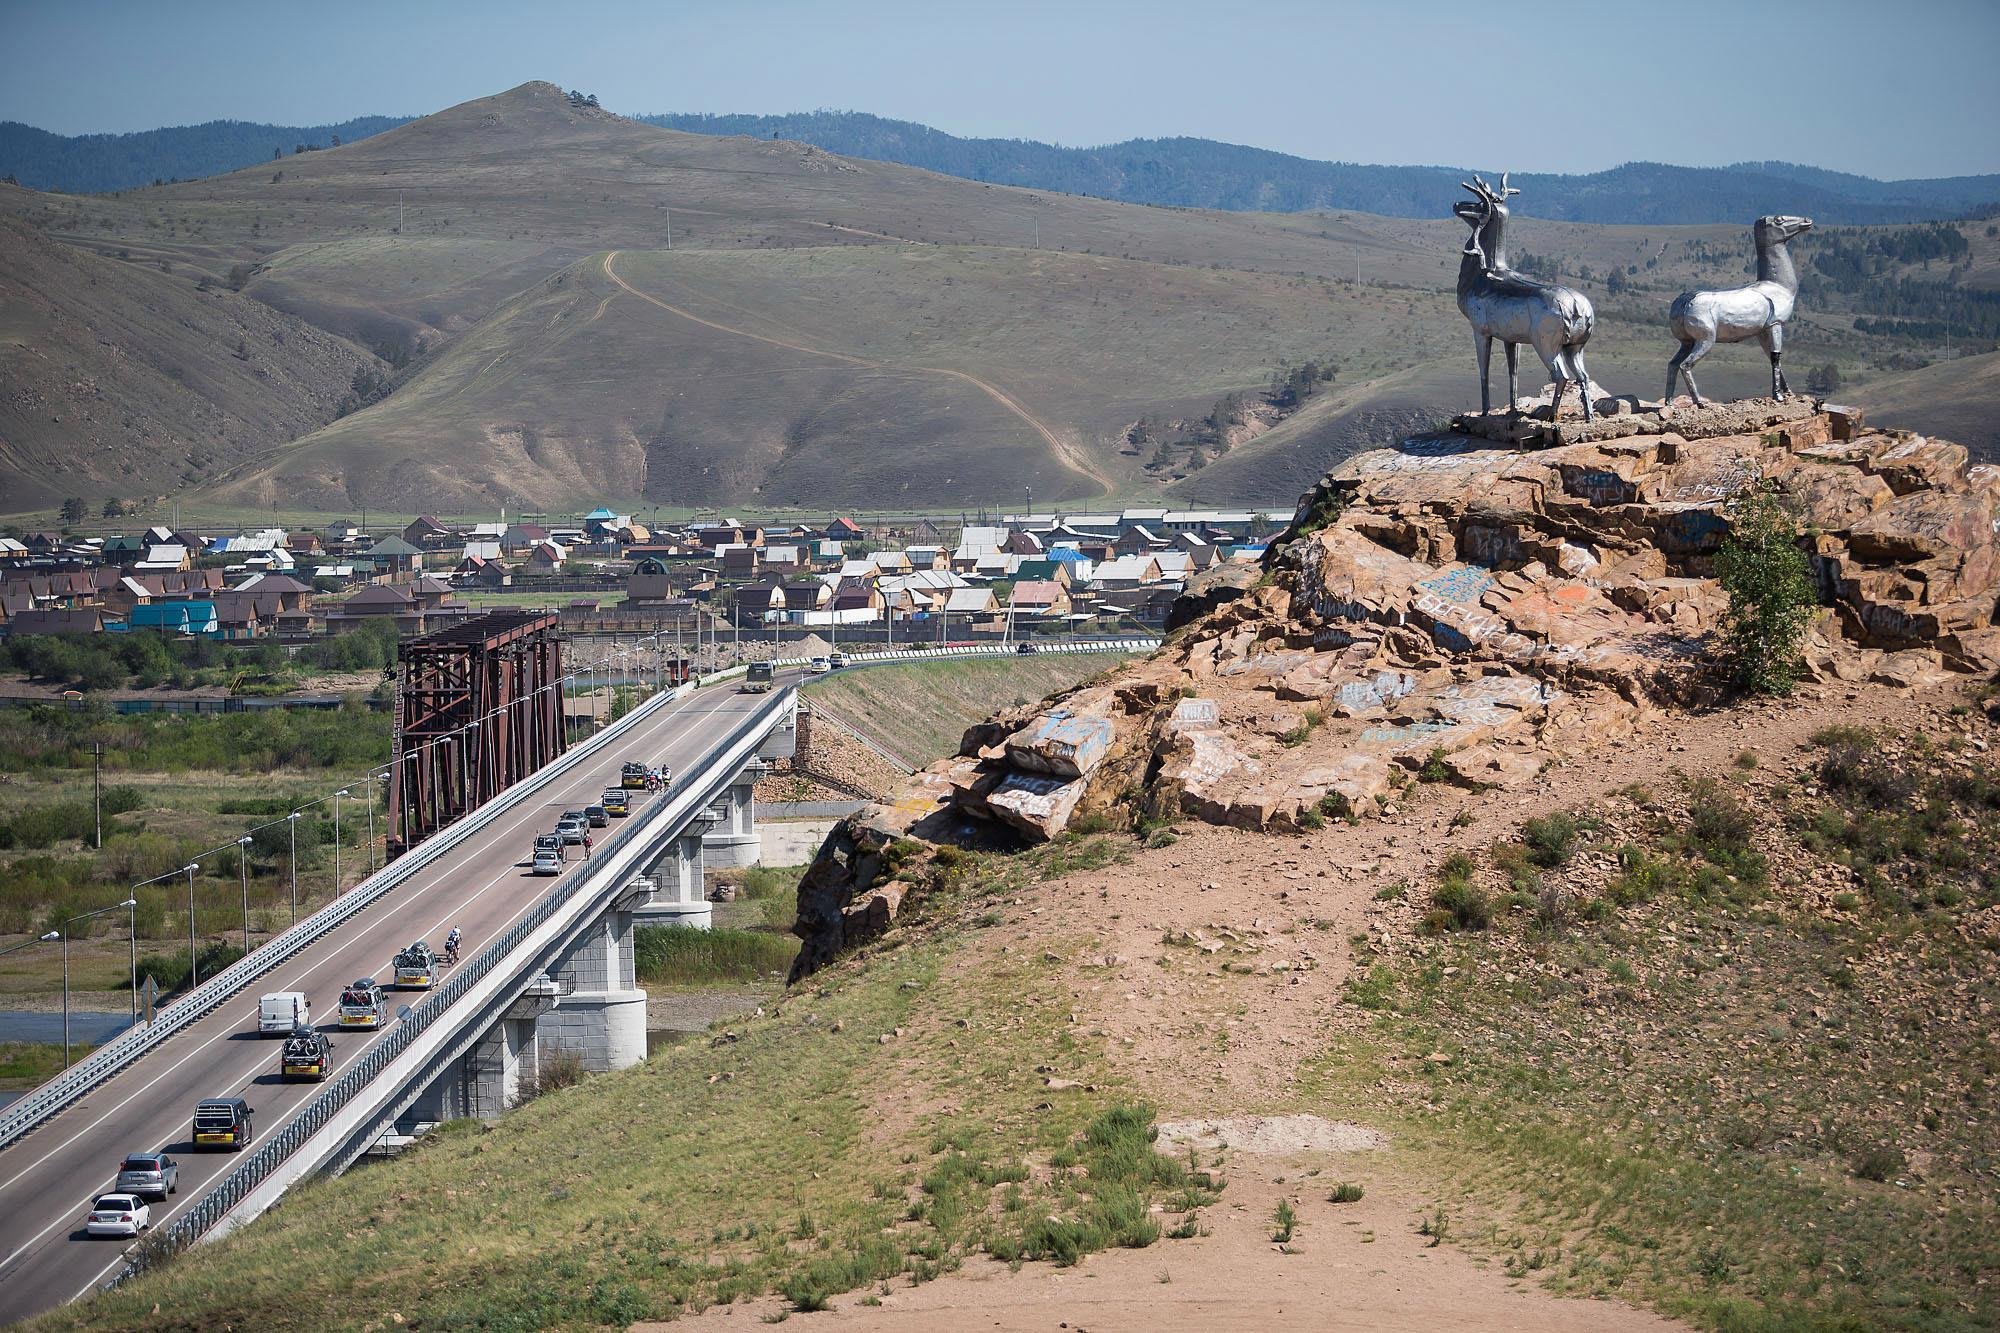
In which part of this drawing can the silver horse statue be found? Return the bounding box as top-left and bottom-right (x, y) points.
(1454, 174), (1598, 422)
(1665, 214), (1814, 405)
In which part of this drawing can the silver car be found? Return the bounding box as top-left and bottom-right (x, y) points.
(114, 1152), (178, 1200)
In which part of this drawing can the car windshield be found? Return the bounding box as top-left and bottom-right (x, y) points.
(93, 1195), (133, 1210)
(120, 1157), (159, 1172)
(342, 990), (375, 1005)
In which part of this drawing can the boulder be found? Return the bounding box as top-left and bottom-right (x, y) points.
(1005, 711), (1114, 780)
(1167, 560), (1261, 632)
(986, 771), (1090, 841)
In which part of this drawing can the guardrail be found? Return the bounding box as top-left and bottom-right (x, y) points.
(0, 676), (699, 1156)
(115, 686), (796, 1280)
(772, 638), (1157, 668)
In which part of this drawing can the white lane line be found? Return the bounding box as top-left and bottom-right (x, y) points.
(0, 689), (739, 1281)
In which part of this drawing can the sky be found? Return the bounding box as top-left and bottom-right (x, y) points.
(2, 0), (1996, 179)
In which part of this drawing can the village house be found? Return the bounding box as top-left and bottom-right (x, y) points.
(365, 536), (425, 576)
(946, 585), (999, 615)
(1092, 554), (1161, 590)
(521, 540), (567, 575)
(501, 523), (551, 555)
(402, 515), (452, 548)
(1009, 579), (1072, 618)
(127, 601), (219, 635)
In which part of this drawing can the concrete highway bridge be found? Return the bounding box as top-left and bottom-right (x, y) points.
(0, 636), (1155, 1323)
(0, 668), (799, 1324)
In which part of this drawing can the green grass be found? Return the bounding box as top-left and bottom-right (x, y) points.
(0, 707), (391, 978)
(804, 656), (1127, 767)
(0, 1041), (95, 1088)
(632, 927), (798, 987)
(1303, 740), (2000, 1331)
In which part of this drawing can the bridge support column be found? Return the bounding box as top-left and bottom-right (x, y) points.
(394, 979), (560, 1136)
(539, 882), (649, 1073)
(702, 759), (764, 869)
(634, 811), (716, 928)
(759, 696), (799, 761)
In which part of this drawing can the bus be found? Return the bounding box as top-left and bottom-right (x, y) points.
(742, 661), (775, 693)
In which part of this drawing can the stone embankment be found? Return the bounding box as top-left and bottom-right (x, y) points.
(791, 397), (2000, 977)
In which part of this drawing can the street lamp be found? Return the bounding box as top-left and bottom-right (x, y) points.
(333, 788), (349, 892)
(237, 835), (253, 955)
(364, 772), (378, 874)
(61, 901), (135, 1070)
(287, 811), (301, 926)
(184, 863), (200, 988)
(0, 930), (59, 963)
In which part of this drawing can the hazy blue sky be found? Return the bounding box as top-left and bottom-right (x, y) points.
(3, 0), (1995, 178)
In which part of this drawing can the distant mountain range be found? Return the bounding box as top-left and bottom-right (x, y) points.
(0, 116), (415, 192)
(5, 106), (1997, 225)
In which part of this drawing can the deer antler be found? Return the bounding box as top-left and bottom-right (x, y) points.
(1463, 174), (1523, 208)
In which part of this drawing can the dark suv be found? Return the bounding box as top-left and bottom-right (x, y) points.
(114, 1152), (179, 1200)
(192, 1097), (254, 1151)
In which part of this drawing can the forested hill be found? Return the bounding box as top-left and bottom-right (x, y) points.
(6, 103), (1996, 223)
(0, 116), (414, 192)
(641, 111), (2000, 225)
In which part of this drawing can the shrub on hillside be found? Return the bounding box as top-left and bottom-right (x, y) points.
(1715, 482), (1819, 694)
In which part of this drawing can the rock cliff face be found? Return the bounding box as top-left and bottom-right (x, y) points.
(792, 398), (2000, 977)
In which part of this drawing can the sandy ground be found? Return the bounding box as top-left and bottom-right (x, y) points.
(665, 676), (1971, 1332)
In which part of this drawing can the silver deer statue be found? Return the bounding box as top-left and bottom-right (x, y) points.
(1665, 214), (1814, 405)
(1454, 174), (1598, 423)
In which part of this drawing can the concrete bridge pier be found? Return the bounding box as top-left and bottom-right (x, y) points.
(702, 760), (765, 869)
(537, 878), (651, 1073)
(394, 977), (561, 1135)
(633, 811), (717, 928)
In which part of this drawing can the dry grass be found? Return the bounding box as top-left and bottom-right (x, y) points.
(1307, 735), (2000, 1331)
(803, 654), (1126, 767)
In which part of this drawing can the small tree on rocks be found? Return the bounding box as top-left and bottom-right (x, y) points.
(1716, 481), (1818, 695)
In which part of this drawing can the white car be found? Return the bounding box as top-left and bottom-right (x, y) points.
(808, 656), (831, 674)
(532, 847), (563, 876)
(85, 1193), (151, 1238)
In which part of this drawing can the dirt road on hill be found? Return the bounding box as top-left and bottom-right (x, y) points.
(599, 251), (1110, 492)
(677, 677), (1972, 1331)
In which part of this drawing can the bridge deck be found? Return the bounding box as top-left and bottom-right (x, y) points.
(0, 671), (797, 1323)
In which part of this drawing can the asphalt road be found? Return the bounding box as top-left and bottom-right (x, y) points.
(0, 674), (794, 1325)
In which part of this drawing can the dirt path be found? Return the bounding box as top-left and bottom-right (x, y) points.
(673, 677), (1963, 1331)
(598, 251), (1111, 492)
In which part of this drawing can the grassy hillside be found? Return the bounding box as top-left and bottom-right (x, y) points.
(1845, 349), (2000, 456)
(0, 215), (385, 507)
(803, 655), (1123, 768)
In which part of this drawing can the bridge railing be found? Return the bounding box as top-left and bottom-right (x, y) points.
(116, 685), (796, 1282)
(0, 676), (699, 1155)
(769, 638), (1157, 667)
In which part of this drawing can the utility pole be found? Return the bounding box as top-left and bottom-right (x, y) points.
(666, 206), (672, 251)
(93, 741), (103, 849)
(398, 191), (404, 234)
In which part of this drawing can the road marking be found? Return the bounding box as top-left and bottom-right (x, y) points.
(0, 684), (744, 1293)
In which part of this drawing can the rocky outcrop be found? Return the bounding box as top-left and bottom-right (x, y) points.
(791, 398), (2000, 978)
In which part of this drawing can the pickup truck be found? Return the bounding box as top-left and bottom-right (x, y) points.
(393, 942), (440, 989)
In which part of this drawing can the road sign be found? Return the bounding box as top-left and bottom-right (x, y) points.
(140, 975), (159, 1025)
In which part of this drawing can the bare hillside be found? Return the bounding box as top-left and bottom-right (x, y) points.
(0, 215), (385, 508)
(3, 79), (1991, 511)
